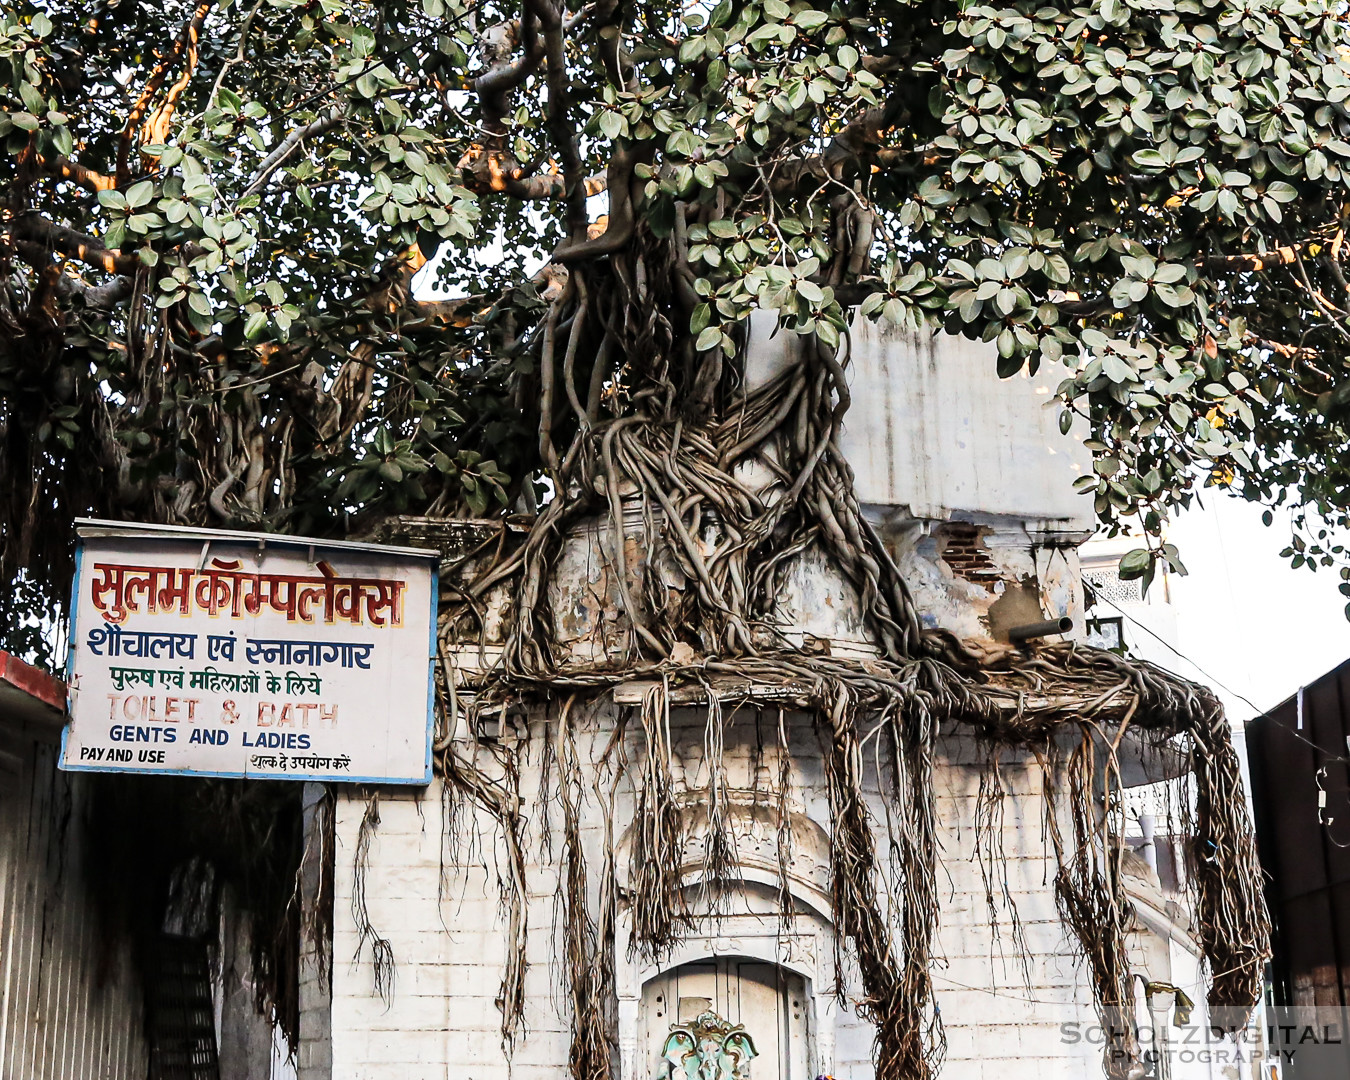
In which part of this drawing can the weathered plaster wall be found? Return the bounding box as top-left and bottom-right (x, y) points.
(841, 325), (1094, 526)
(328, 712), (1107, 1080)
(742, 315), (1095, 527)
(885, 515), (1087, 643)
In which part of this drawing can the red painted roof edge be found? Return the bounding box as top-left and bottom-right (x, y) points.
(0, 652), (66, 712)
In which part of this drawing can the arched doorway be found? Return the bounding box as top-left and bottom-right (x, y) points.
(640, 957), (811, 1080)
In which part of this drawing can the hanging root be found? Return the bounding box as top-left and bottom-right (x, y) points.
(433, 731), (530, 1049)
(555, 694), (616, 1080)
(775, 706), (795, 929)
(1186, 697), (1270, 1017)
(698, 685), (735, 913)
(967, 646), (1271, 1076)
(972, 744), (1032, 984)
(627, 679), (690, 960)
(818, 675), (944, 1080)
(427, 307), (1266, 1078)
(1039, 736), (1138, 1080)
(352, 791), (395, 1005)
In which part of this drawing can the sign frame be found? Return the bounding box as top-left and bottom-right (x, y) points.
(60, 518), (439, 785)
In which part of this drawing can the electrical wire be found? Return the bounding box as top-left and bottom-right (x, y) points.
(1086, 586), (1350, 766)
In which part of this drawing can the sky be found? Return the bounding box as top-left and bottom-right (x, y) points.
(1147, 491), (1350, 722)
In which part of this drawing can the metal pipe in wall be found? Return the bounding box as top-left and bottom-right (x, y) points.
(1007, 616), (1073, 643)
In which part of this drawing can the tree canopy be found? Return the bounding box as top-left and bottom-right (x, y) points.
(4, 0), (1350, 659)
(0, 6), (1287, 1075)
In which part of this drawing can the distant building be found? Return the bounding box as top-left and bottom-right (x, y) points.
(1248, 660), (1350, 1078)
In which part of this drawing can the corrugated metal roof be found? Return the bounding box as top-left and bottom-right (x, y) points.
(0, 651), (65, 728)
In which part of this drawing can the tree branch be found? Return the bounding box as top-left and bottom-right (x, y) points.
(463, 158), (607, 200)
(206, 0), (265, 109)
(239, 109), (344, 201)
(768, 108), (900, 192)
(143, 7), (209, 150)
(552, 145), (640, 262)
(1204, 243), (1309, 272)
(118, 1), (215, 184)
(473, 18), (546, 138)
(7, 213), (139, 275)
(32, 152), (116, 193)
(528, 0), (589, 240)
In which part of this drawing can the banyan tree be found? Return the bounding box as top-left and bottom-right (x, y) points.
(8, 0), (1342, 1072)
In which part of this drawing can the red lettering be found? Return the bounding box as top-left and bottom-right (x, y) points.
(319, 704), (338, 728)
(164, 697), (181, 721)
(295, 703), (316, 728)
(256, 701), (276, 727)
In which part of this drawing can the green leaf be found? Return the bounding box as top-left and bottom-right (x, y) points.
(351, 24), (376, 57)
(859, 292), (886, 317)
(695, 326), (721, 350)
(596, 110), (624, 142)
(678, 36), (705, 62)
(796, 280), (824, 304)
(243, 312), (269, 340)
(1101, 354), (1134, 383)
(1154, 282), (1183, 307)
(1117, 548), (1153, 580)
(125, 181), (155, 209)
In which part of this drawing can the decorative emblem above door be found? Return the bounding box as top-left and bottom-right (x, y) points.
(656, 1009), (759, 1080)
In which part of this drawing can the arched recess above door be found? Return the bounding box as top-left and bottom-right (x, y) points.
(614, 791), (834, 921)
(614, 798), (841, 1080)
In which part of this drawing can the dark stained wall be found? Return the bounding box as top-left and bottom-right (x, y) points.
(1248, 659), (1350, 1007)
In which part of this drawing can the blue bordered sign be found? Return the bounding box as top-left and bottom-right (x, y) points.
(61, 519), (438, 784)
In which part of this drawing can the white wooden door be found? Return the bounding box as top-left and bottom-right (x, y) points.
(641, 958), (810, 1080)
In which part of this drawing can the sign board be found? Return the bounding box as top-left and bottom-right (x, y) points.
(61, 519), (437, 784)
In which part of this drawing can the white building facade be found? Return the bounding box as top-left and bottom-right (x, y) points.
(311, 324), (1257, 1080)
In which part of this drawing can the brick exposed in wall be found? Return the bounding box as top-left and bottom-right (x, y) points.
(935, 523), (1002, 588)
